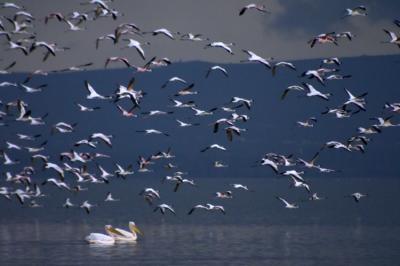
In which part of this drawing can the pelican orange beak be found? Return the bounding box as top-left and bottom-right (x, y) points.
(129, 223), (143, 236)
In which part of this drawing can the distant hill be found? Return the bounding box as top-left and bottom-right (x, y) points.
(1, 54), (400, 178)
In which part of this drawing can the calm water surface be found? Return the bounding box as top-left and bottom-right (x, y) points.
(0, 178), (399, 265)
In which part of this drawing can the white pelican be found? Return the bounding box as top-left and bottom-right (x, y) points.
(85, 233), (115, 245)
(105, 222), (142, 242)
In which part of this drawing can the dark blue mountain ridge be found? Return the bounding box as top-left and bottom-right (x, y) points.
(0, 54), (399, 179)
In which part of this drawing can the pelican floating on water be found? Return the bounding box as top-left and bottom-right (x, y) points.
(85, 233), (115, 245)
(86, 222), (142, 244)
(105, 222), (142, 242)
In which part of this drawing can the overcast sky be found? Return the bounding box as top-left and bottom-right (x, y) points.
(1, 0), (399, 71)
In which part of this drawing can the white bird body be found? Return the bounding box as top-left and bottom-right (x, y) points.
(188, 203), (226, 215)
(344, 89), (367, 111)
(80, 200), (96, 214)
(85, 81), (111, 100)
(276, 196), (298, 209)
(242, 49), (271, 68)
(343, 6), (367, 17)
(42, 178), (70, 191)
(89, 133), (112, 147)
(205, 41), (234, 54)
(154, 203), (176, 215)
(85, 233), (115, 245)
(304, 83), (331, 101)
(105, 222), (142, 242)
(105, 192), (119, 202)
(239, 4), (269, 16)
(206, 65), (228, 78)
(63, 198), (74, 208)
(231, 184), (249, 190)
(201, 144), (227, 152)
(383, 29), (400, 47)
(351, 192), (367, 202)
(125, 38), (146, 60)
(152, 28), (174, 39)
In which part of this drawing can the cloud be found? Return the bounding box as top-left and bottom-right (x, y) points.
(1, 0), (399, 72)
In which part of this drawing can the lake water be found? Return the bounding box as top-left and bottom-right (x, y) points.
(0, 178), (399, 265)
